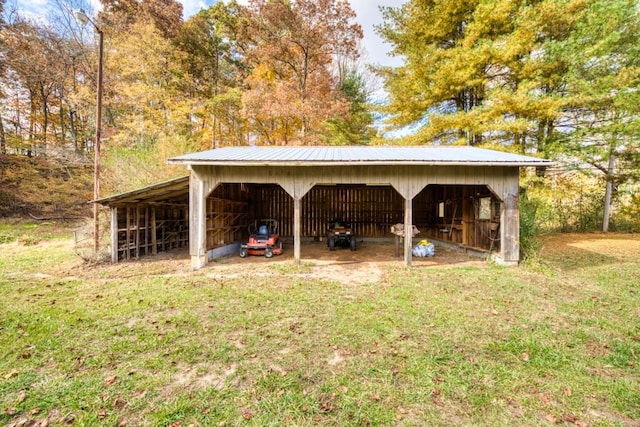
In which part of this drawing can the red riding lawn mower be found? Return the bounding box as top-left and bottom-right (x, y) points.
(239, 219), (283, 258)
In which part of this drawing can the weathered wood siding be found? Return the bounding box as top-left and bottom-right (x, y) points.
(188, 163), (521, 268)
(415, 185), (501, 252)
(112, 204), (188, 261)
(250, 185), (404, 238)
(205, 184), (250, 248)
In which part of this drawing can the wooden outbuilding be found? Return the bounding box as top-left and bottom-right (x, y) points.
(156, 146), (550, 269)
(95, 176), (190, 262)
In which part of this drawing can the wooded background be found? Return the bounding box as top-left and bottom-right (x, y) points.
(0, 0), (638, 233)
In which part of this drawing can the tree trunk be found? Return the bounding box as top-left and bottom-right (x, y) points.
(69, 110), (79, 153)
(0, 112), (6, 155)
(602, 151), (616, 233)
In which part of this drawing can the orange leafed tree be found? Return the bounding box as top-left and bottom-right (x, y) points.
(239, 0), (363, 145)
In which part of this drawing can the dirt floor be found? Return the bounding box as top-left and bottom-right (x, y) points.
(198, 238), (488, 285)
(109, 233), (640, 286)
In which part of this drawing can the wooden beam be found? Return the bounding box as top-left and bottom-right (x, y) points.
(125, 208), (131, 260)
(462, 186), (472, 246)
(151, 207), (157, 255)
(500, 192), (520, 265)
(189, 172), (207, 269)
(135, 206), (141, 259)
(110, 207), (118, 263)
(294, 196), (301, 264)
(404, 197), (413, 267)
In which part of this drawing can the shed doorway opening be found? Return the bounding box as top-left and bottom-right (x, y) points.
(414, 185), (502, 253)
(250, 183), (404, 247)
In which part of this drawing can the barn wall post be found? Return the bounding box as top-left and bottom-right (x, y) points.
(498, 170), (520, 265)
(151, 207), (157, 255)
(279, 178), (314, 266)
(110, 207), (118, 263)
(404, 197), (413, 267)
(190, 170), (208, 269)
(500, 192), (520, 265)
(294, 196), (301, 264)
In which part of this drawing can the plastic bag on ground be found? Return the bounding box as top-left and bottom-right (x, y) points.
(412, 240), (435, 257)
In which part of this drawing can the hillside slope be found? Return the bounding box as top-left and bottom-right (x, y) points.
(0, 155), (93, 219)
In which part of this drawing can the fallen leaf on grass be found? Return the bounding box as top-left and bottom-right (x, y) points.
(545, 413), (557, 423)
(521, 352), (530, 362)
(5, 370), (19, 379)
(103, 376), (118, 386)
(112, 398), (127, 410)
(17, 390), (27, 404)
(318, 393), (337, 413)
(371, 393), (381, 401)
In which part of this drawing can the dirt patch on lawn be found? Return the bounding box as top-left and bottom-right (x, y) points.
(539, 232), (640, 264)
(205, 239), (487, 285)
(27, 232), (640, 285)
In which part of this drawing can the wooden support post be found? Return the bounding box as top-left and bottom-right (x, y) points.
(404, 197), (413, 267)
(125, 208), (131, 260)
(190, 173), (208, 269)
(110, 207), (118, 263)
(144, 205), (149, 255)
(135, 205), (141, 259)
(294, 196), (301, 265)
(500, 192), (520, 265)
(462, 186), (472, 246)
(151, 206), (157, 255)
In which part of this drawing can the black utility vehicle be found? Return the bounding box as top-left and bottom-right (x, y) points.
(327, 219), (356, 251)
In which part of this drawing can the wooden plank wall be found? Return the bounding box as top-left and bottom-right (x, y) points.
(115, 204), (188, 261)
(252, 185), (405, 238)
(206, 183), (250, 248)
(114, 183), (502, 260)
(415, 185), (501, 252)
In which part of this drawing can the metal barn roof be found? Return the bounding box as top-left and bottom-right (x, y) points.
(95, 176), (189, 205)
(168, 146), (551, 167)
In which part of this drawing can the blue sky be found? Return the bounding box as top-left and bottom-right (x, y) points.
(9, 0), (405, 68)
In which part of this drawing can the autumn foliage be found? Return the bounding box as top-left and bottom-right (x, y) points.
(0, 0), (369, 196)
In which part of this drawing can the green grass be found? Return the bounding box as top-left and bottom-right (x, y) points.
(1, 223), (639, 426)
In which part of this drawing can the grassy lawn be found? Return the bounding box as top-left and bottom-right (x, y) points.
(1, 222), (639, 426)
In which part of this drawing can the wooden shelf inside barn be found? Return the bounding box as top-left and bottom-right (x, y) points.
(205, 197), (248, 249)
(114, 204), (188, 261)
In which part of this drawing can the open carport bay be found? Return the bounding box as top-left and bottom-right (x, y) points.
(211, 237), (487, 284)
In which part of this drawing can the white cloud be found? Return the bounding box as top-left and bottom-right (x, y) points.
(348, 0), (405, 67)
(180, 0), (209, 18)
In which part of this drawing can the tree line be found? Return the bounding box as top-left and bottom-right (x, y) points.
(378, 0), (640, 231)
(0, 0), (373, 188)
(0, 0), (638, 231)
